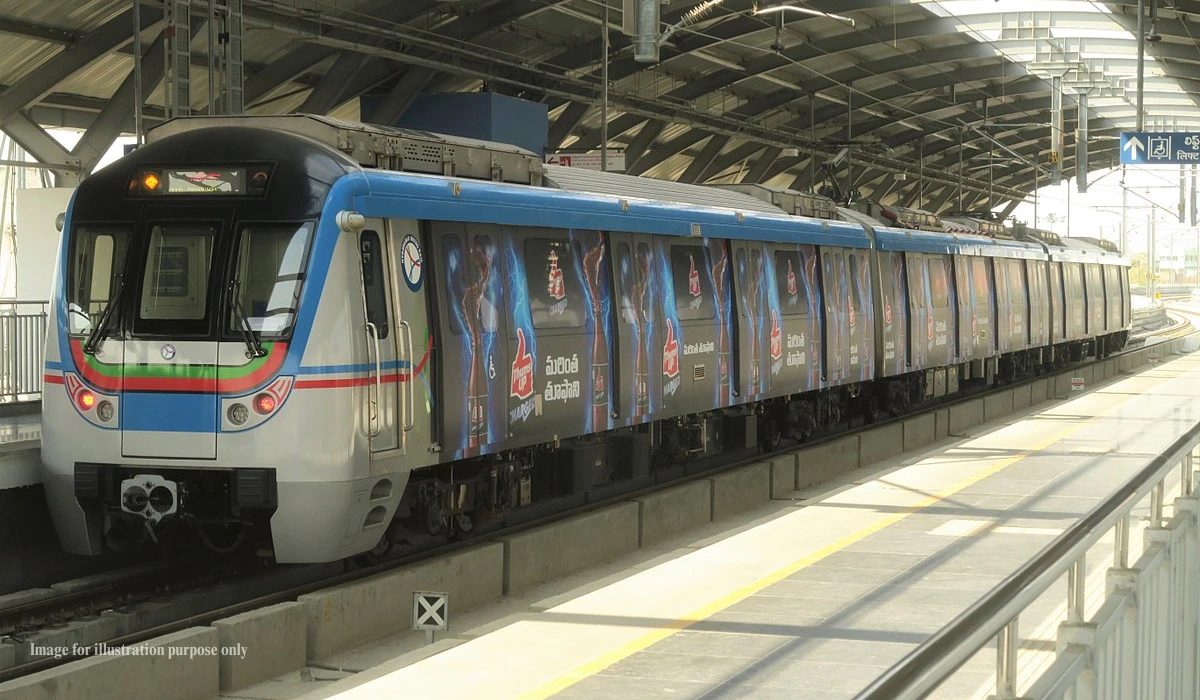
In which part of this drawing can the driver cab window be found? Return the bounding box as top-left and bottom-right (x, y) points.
(67, 228), (128, 335)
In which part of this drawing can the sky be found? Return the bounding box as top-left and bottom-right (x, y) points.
(1007, 165), (1200, 269)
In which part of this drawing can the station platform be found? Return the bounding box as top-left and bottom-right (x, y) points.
(0, 410), (40, 489)
(298, 350), (1200, 700)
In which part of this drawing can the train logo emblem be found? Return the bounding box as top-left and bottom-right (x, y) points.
(687, 255), (701, 298)
(769, 310), (782, 360)
(510, 329), (535, 400)
(547, 249), (565, 301)
(402, 235), (423, 291)
(160, 343), (176, 361)
(663, 322), (680, 378)
(787, 259), (798, 296)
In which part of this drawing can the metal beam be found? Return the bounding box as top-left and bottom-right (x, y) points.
(72, 32), (169, 173)
(742, 146), (782, 184)
(1, 112), (78, 185)
(296, 50), (369, 115)
(701, 142), (766, 183)
(0, 6), (161, 126)
(0, 16), (79, 44)
(547, 102), (590, 151)
(629, 130), (707, 176)
(365, 68), (435, 126)
(245, 47), (338, 106)
(679, 135), (729, 184)
(623, 120), (665, 172)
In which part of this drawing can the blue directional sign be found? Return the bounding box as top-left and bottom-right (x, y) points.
(1120, 132), (1200, 165)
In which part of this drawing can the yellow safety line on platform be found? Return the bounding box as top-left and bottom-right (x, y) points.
(519, 369), (1180, 700)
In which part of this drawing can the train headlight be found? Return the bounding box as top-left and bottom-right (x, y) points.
(253, 393), (277, 415)
(96, 400), (114, 422)
(77, 390), (95, 411)
(228, 403), (249, 426)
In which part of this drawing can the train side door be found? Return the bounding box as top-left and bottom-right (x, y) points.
(357, 219), (399, 453)
(385, 219), (436, 464)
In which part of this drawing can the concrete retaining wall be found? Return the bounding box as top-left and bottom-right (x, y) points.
(300, 542), (504, 659)
(709, 462), (771, 520)
(859, 423), (903, 466)
(903, 413), (935, 452)
(769, 456), (798, 498)
(984, 390), (1014, 422)
(1030, 378), (1048, 404)
(502, 503), (638, 594)
(1012, 383), (1032, 411)
(948, 397), (984, 434)
(0, 628), (219, 700)
(636, 480), (712, 547)
(934, 408), (950, 441)
(796, 435), (859, 488)
(213, 601), (306, 692)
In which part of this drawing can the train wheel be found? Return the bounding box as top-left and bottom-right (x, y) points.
(761, 419), (782, 451)
(355, 529), (395, 567)
(865, 395), (881, 423)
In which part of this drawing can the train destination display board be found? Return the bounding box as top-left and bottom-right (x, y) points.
(1120, 132), (1200, 165)
(166, 168), (248, 194)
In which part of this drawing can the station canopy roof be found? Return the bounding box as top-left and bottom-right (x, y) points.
(0, 0), (1198, 215)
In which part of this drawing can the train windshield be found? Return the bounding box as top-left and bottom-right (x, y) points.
(227, 223), (313, 337)
(134, 223), (218, 335)
(67, 227), (130, 335)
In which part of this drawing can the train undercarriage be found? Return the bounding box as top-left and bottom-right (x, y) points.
(391, 330), (1132, 552)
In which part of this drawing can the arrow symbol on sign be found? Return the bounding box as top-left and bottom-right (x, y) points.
(1123, 136), (1145, 161)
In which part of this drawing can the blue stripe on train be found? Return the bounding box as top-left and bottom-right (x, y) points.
(121, 392), (218, 433)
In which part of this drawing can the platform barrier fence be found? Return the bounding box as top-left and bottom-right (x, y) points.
(856, 408), (1200, 700)
(0, 299), (46, 404)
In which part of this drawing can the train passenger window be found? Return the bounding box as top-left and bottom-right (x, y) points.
(138, 223), (216, 323)
(359, 230), (389, 340)
(526, 237), (584, 329)
(928, 258), (949, 309)
(774, 250), (808, 315)
(228, 223), (312, 337)
(67, 228), (128, 335)
(670, 244), (715, 321)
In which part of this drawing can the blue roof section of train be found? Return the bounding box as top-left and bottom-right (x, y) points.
(353, 170), (874, 248)
(871, 226), (1047, 259)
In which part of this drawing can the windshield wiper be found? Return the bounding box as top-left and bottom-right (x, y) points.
(82, 273), (124, 355)
(228, 279), (266, 358)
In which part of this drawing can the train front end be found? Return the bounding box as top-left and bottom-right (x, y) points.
(41, 124), (374, 560)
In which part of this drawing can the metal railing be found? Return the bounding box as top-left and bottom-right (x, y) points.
(0, 299), (47, 404)
(856, 403), (1200, 700)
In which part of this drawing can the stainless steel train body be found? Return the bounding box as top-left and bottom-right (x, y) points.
(41, 116), (1131, 563)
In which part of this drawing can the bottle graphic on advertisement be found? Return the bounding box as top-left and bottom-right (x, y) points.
(710, 244), (730, 405)
(633, 247), (652, 418)
(462, 242), (492, 452)
(547, 249), (565, 301)
(688, 255), (701, 297)
(582, 236), (609, 429)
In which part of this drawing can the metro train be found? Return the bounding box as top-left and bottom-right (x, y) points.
(41, 115), (1131, 563)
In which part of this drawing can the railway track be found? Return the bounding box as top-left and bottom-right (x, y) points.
(2, 321), (1195, 684)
